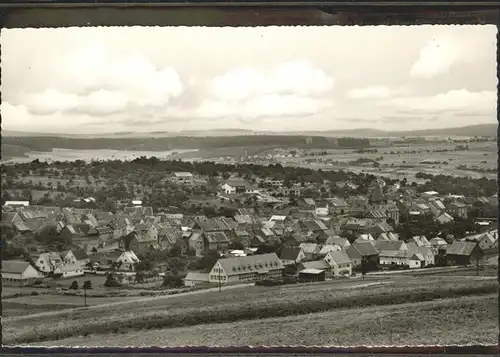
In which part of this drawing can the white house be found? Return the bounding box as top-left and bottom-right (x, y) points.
(172, 172), (194, 185)
(4, 201), (30, 207)
(2, 260), (40, 286)
(323, 250), (353, 277)
(184, 272), (210, 287)
(221, 183), (236, 195)
(209, 253), (284, 285)
(53, 263), (85, 278)
(33, 252), (64, 275)
(409, 253), (425, 269)
(116, 250), (140, 271)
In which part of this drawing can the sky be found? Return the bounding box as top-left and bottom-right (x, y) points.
(1, 25), (497, 134)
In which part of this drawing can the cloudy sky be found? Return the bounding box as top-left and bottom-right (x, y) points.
(1, 25), (497, 134)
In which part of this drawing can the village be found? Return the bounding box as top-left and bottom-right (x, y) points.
(2, 167), (498, 294)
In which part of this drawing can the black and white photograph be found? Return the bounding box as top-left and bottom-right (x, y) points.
(1, 24), (498, 347)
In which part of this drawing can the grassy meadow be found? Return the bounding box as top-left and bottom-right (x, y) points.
(31, 294), (497, 347)
(3, 275), (497, 345)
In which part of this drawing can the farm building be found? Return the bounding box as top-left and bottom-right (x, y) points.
(299, 268), (325, 283)
(409, 253), (425, 269)
(346, 241), (380, 268)
(183, 272), (210, 287)
(299, 260), (333, 279)
(446, 241), (484, 266)
(2, 260), (40, 286)
(209, 253), (284, 285)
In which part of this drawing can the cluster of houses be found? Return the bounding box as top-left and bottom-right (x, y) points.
(2, 176), (498, 287)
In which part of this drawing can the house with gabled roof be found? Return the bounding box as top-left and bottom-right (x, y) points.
(446, 201), (468, 219)
(2, 260), (40, 286)
(409, 253), (426, 269)
(318, 244), (342, 256)
(299, 259), (333, 279)
(435, 212), (454, 225)
(204, 231), (231, 252)
(446, 241), (483, 266)
(346, 241), (379, 268)
(121, 230), (159, 256)
(429, 237), (448, 254)
(279, 247), (306, 266)
(325, 236), (351, 250)
(32, 252), (64, 275)
(377, 232), (399, 241)
(324, 250), (353, 277)
(209, 253), (284, 284)
(115, 250), (141, 271)
(188, 232), (204, 257)
(408, 236), (431, 248)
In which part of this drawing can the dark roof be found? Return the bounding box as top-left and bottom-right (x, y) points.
(279, 247), (302, 261)
(446, 241), (479, 256)
(204, 231), (230, 244)
(349, 241), (379, 257)
(326, 250), (352, 265)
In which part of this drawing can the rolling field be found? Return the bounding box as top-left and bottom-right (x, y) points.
(3, 275), (497, 346)
(31, 294), (498, 347)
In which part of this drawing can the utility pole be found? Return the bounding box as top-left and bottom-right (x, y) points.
(218, 263), (222, 293)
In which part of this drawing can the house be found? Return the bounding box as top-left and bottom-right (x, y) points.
(298, 268), (325, 283)
(429, 237), (448, 254)
(204, 231), (231, 252)
(409, 253), (425, 269)
(279, 247), (306, 266)
(417, 246), (435, 267)
(375, 240), (408, 252)
(172, 172), (194, 185)
(325, 236), (351, 250)
(377, 232), (399, 241)
(184, 272), (210, 287)
(208, 253), (284, 284)
(354, 234), (375, 243)
(2, 260), (40, 286)
(299, 242), (322, 259)
(446, 241), (484, 266)
(4, 201), (30, 208)
(435, 212), (454, 224)
(378, 250), (410, 267)
(318, 244), (342, 256)
(323, 250), (353, 277)
(477, 231), (498, 253)
(32, 252), (64, 275)
(346, 241), (379, 268)
(328, 197), (349, 215)
(121, 231), (159, 256)
(447, 201), (468, 219)
(412, 202), (431, 216)
(53, 263), (85, 278)
(408, 236), (431, 248)
(115, 250), (140, 271)
(1, 211), (24, 228)
(221, 179), (252, 194)
(428, 199), (446, 217)
(299, 260), (333, 279)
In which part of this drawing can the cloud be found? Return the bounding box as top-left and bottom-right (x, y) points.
(15, 39), (185, 118)
(210, 60), (334, 101)
(384, 89), (496, 115)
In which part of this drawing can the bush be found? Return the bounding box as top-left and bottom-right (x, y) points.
(104, 274), (122, 288)
(69, 281), (79, 290)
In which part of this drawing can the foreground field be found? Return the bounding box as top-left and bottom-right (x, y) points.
(32, 294), (498, 347)
(3, 276), (497, 345)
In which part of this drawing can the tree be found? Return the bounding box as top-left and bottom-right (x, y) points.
(194, 250), (221, 272)
(104, 273), (121, 287)
(135, 260), (155, 272)
(69, 281), (79, 290)
(83, 280), (92, 290)
(162, 272), (183, 288)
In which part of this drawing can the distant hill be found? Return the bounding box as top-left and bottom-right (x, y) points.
(3, 124), (496, 139)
